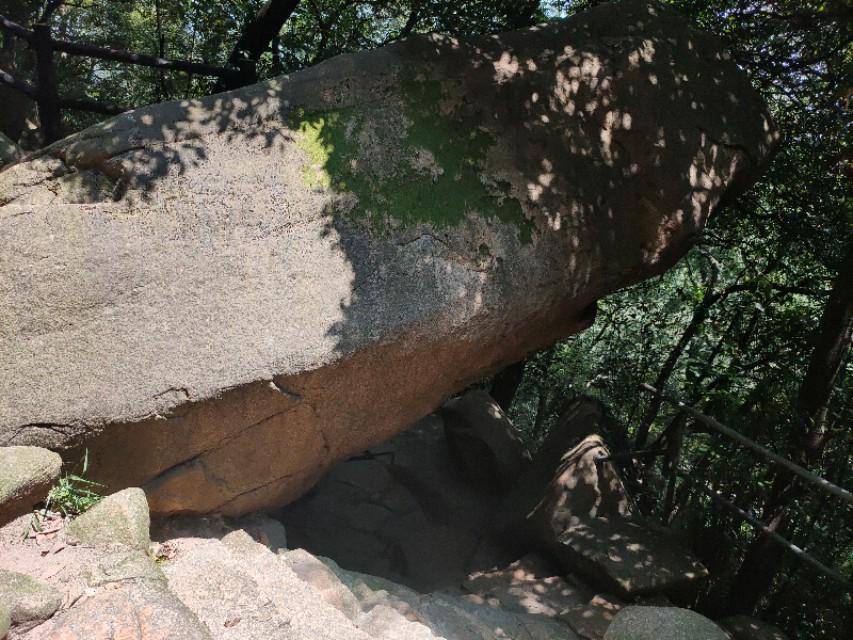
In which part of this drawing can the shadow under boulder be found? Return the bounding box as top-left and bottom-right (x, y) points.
(278, 412), (510, 592)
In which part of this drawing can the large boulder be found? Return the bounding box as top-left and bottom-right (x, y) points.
(0, 0), (777, 515)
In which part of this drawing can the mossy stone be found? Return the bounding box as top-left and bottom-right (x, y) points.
(291, 78), (532, 243)
(0, 570), (62, 624)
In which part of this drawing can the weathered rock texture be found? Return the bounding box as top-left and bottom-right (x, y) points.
(0, 0), (777, 514)
(718, 616), (790, 640)
(0, 447), (62, 526)
(279, 414), (507, 592)
(604, 606), (729, 640)
(441, 390), (531, 490)
(65, 487), (150, 549)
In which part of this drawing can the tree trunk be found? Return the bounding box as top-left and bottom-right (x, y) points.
(635, 270), (719, 448)
(222, 0), (301, 89)
(32, 22), (61, 144)
(727, 239), (853, 615)
(489, 359), (527, 412)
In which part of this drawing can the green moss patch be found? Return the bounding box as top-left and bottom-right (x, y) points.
(290, 79), (533, 243)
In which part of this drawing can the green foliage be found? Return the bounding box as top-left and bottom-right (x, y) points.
(43, 450), (103, 517)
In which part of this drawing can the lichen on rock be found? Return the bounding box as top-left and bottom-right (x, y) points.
(291, 77), (532, 242)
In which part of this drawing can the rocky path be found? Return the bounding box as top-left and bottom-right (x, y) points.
(0, 400), (790, 640)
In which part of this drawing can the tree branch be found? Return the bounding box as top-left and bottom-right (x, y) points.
(0, 66), (37, 98)
(0, 14), (238, 79)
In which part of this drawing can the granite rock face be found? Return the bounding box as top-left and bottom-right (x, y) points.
(0, 0), (777, 514)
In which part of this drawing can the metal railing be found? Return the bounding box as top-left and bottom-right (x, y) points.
(639, 383), (852, 588)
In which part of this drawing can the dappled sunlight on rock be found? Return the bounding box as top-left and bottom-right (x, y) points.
(0, 0), (776, 515)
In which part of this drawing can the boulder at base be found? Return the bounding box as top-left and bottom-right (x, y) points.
(0, 0), (777, 515)
(604, 606), (729, 640)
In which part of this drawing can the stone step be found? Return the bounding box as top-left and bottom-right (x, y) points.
(323, 557), (578, 640)
(161, 526), (445, 640)
(551, 516), (708, 601)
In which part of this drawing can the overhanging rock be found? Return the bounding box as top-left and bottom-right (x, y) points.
(0, 0), (777, 514)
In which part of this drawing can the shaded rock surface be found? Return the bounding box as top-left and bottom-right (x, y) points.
(279, 414), (507, 591)
(718, 615), (790, 640)
(0, 133), (21, 168)
(0, 447), (61, 526)
(487, 416), (707, 603)
(0, 601), (8, 639)
(440, 390), (531, 490)
(551, 516), (708, 600)
(463, 553), (590, 619)
(560, 594), (624, 640)
(495, 400), (630, 543)
(278, 408), (709, 638)
(0, 0), (776, 515)
(603, 606), (729, 640)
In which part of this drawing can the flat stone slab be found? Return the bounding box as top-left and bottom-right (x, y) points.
(551, 516), (708, 600)
(0, 446), (62, 526)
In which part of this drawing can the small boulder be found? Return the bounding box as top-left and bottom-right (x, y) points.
(66, 487), (150, 549)
(0, 569), (62, 626)
(0, 446), (62, 526)
(441, 390), (531, 490)
(718, 615), (790, 640)
(604, 606), (729, 640)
